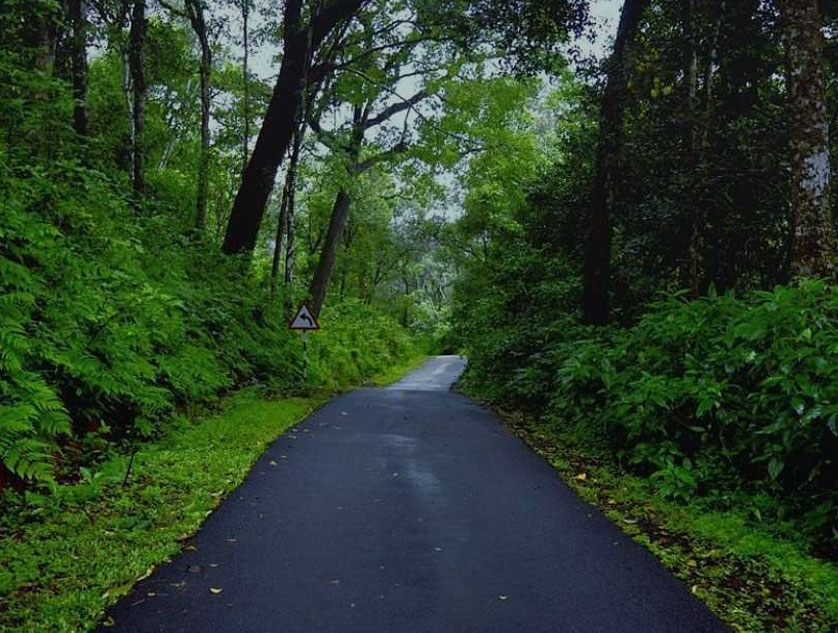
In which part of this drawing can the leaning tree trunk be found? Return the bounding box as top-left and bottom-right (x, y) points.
(308, 103), (369, 316)
(309, 189), (353, 315)
(69, 0), (88, 136)
(222, 0), (365, 255)
(582, 0), (649, 325)
(128, 0), (146, 196)
(781, 0), (833, 279)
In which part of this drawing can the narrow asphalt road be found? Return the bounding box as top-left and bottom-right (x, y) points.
(104, 356), (726, 632)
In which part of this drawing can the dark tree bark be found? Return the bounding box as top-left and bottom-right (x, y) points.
(780, 0), (834, 278)
(581, 0), (649, 325)
(271, 124), (305, 289)
(188, 0), (212, 231)
(306, 89), (414, 315)
(69, 0), (88, 136)
(241, 0), (250, 172)
(310, 189), (354, 315)
(222, 0), (366, 255)
(24, 3), (57, 72)
(698, 0), (725, 294)
(284, 164), (297, 288)
(273, 21), (314, 295)
(128, 0), (146, 195)
(681, 0), (699, 294)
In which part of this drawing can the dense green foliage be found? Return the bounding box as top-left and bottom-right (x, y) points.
(0, 150), (422, 481)
(449, 1), (838, 555)
(460, 267), (838, 538)
(2, 0), (838, 628)
(0, 0), (444, 487)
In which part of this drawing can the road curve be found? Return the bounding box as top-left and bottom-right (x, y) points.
(103, 356), (726, 632)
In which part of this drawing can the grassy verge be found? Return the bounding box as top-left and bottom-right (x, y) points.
(495, 411), (838, 633)
(0, 390), (328, 632)
(0, 349), (430, 632)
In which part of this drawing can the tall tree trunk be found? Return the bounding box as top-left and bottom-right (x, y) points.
(222, 0), (364, 255)
(272, 124), (306, 289)
(284, 168), (297, 289)
(122, 46), (134, 175)
(681, 0), (700, 294)
(272, 166), (291, 290)
(781, 0), (834, 278)
(129, 0), (146, 196)
(241, 0), (250, 172)
(25, 3), (56, 72)
(273, 20), (313, 294)
(189, 0), (212, 231)
(308, 102), (369, 315)
(69, 0), (88, 136)
(701, 0), (724, 151)
(699, 0), (725, 294)
(310, 189), (353, 315)
(582, 0), (649, 325)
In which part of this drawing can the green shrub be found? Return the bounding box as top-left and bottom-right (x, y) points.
(461, 276), (838, 542)
(577, 282), (838, 537)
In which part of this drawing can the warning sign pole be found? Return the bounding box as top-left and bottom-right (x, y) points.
(289, 301), (319, 382)
(302, 330), (308, 381)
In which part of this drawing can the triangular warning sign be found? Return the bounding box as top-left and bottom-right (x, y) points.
(289, 301), (320, 331)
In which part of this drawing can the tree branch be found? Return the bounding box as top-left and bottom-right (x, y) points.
(364, 89), (428, 129)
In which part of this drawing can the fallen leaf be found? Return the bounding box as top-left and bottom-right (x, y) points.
(269, 460), (278, 467)
(210, 587), (223, 594)
(574, 473), (587, 481)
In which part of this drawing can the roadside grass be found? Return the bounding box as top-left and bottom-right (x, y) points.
(0, 390), (329, 632)
(0, 352), (434, 632)
(498, 413), (838, 633)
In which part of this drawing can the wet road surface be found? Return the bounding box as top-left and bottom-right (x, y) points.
(104, 356), (726, 632)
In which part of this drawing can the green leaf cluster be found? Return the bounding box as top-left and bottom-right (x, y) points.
(462, 277), (838, 543)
